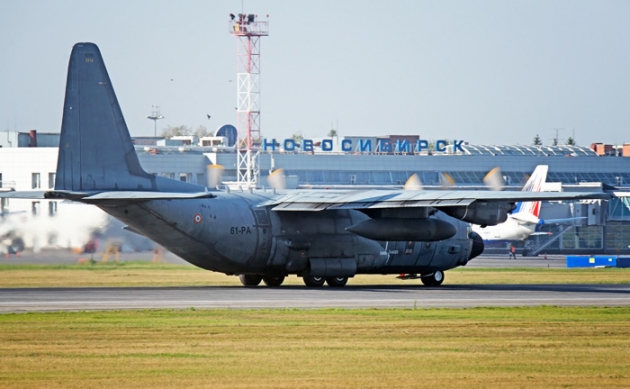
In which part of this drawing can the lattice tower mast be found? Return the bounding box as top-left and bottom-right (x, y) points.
(229, 13), (268, 189)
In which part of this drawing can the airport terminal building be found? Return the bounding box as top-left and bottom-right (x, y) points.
(1, 131), (630, 255)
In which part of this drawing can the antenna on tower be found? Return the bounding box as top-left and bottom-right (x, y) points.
(146, 105), (164, 137)
(228, 11), (269, 189)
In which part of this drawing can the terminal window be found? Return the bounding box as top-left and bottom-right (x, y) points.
(32, 173), (40, 189)
(49, 202), (57, 216)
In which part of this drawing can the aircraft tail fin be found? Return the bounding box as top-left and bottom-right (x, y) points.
(55, 43), (199, 193)
(512, 165), (548, 217)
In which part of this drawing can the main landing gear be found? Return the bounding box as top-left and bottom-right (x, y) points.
(302, 276), (349, 287)
(238, 275), (349, 287)
(239, 274), (263, 286)
(239, 274), (286, 287)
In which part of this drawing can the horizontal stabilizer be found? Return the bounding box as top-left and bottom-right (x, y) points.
(0, 190), (50, 199)
(0, 190), (216, 202)
(81, 191), (216, 201)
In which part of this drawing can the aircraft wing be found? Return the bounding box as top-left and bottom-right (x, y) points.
(541, 217), (587, 224)
(262, 189), (609, 211)
(262, 189), (609, 226)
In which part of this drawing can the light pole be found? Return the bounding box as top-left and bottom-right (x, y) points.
(147, 105), (164, 136)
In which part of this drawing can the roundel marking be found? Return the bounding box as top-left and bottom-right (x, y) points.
(194, 214), (202, 224)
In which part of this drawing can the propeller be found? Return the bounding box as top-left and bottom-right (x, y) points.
(267, 168), (287, 190)
(439, 172), (456, 189)
(207, 164), (225, 188)
(403, 168), (503, 191)
(482, 166), (505, 191)
(403, 173), (423, 190)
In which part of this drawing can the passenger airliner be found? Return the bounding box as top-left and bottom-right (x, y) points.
(472, 165), (580, 245)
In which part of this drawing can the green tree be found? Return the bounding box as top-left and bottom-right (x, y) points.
(291, 132), (304, 143)
(566, 136), (576, 145)
(533, 134), (542, 146)
(194, 125), (211, 138)
(161, 125), (191, 139)
(327, 129), (338, 138)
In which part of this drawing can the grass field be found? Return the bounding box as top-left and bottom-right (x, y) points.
(1, 307), (629, 388)
(1, 264), (629, 387)
(0, 262), (629, 288)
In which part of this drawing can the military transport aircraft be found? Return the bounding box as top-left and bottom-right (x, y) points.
(0, 43), (609, 287)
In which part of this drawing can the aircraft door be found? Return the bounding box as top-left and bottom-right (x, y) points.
(252, 208), (273, 265)
(413, 241), (437, 268)
(383, 241), (414, 267)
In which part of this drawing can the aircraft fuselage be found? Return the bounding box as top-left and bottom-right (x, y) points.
(99, 191), (478, 278)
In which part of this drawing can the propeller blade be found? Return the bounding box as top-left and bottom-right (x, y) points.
(403, 173), (423, 190)
(207, 165), (225, 188)
(439, 172), (456, 189)
(483, 167), (505, 191)
(267, 168), (286, 190)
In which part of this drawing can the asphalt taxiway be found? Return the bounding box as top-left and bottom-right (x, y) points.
(1, 284), (629, 312)
(2, 251), (567, 268)
(2, 252), (628, 312)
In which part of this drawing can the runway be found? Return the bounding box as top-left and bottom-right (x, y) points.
(2, 284), (629, 312)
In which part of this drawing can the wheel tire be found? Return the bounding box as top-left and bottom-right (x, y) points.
(326, 276), (348, 287)
(421, 270), (444, 287)
(239, 274), (263, 287)
(303, 276), (326, 287)
(262, 275), (285, 287)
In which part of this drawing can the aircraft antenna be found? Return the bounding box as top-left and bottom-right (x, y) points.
(228, 12), (269, 189)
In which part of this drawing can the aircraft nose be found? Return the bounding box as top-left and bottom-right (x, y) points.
(468, 231), (484, 260)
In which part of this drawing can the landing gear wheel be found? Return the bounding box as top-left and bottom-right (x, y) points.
(326, 277), (348, 287)
(303, 276), (326, 287)
(239, 274), (263, 287)
(421, 270), (444, 287)
(262, 275), (285, 287)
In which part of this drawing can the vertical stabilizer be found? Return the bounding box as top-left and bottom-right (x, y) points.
(513, 165), (548, 217)
(55, 43), (200, 193)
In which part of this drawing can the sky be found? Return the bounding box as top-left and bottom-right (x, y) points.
(1, 0), (630, 146)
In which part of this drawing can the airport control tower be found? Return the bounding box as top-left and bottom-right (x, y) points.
(229, 13), (269, 189)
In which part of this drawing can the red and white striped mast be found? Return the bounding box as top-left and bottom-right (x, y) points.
(229, 12), (269, 189)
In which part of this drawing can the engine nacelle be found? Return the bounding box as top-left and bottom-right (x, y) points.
(441, 202), (515, 226)
(346, 218), (457, 241)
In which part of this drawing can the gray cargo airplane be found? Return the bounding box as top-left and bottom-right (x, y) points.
(0, 43), (609, 287)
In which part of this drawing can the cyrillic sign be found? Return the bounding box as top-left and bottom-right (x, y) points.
(261, 138), (465, 153)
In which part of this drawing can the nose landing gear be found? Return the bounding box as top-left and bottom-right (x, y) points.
(420, 270), (444, 287)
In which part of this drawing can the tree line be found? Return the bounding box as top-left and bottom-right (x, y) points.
(161, 125), (212, 139)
